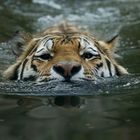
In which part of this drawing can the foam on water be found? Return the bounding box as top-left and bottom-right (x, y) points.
(33, 0), (61, 10)
(36, 7), (121, 31)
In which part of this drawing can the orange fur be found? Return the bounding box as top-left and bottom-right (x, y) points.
(3, 23), (128, 81)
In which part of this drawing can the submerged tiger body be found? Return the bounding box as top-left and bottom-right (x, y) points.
(4, 23), (128, 82)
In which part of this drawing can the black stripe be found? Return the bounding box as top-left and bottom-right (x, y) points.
(97, 47), (105, 55)
(60, 38), (66, 44)
(43, 38), (49, 46)
(20, 59), (28, 80)
(89, 47), (98, 53)
(92, 55), (101, 60)
(36, 48), (44, 53)
(96, 63), (103, 69)
(44, 38), (53, 47)
(107, 34), (118, 44)
(31, 63), (37, 72)
(95, 42), (105, 55)
(28, 46), (37, 56)
(42, 38), (49, 46)
(114, 65), (121, 76)
(23, 76), (36, 81)
(10, 66), (19, 80)
(105, 58), (112, 77)
(101, 72), (104, 77)
(70, 40), (74, 45)
(78, 42), (81, 49)
(83, 38), (90, 45)
(83, 39), (98, 53)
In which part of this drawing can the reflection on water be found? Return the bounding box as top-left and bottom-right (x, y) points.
(0, 94), (140, 140)
(0, 0), (140, 140)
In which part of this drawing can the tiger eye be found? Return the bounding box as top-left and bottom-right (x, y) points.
(82, 52), (93, 59)
(39, 54), (52, 60)
(33, 53), (52, 61)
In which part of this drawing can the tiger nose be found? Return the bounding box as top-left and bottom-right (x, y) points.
(53, 62), (81, 81)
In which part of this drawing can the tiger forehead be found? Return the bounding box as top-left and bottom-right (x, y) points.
(35, 34), (100, 56)
(53, 37), (80, 53)
(40, 34), (98, 47)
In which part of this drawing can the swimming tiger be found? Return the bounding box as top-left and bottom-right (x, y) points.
(3, 23), (128, 82)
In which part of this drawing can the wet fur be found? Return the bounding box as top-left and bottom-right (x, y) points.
(3, 23), (128, 81)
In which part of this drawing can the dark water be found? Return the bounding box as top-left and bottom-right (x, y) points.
(0, 0), (140, 140)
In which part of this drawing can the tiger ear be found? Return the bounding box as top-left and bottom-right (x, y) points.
(98, 34), (119, 52)
(10, 30), (32, 57)
(106, 34), (119, 49)
(3, 62), (21, 80)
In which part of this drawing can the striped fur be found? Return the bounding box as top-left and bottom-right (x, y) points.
(3, 23), (128, 82)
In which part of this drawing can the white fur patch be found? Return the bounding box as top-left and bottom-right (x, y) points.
(18, 60), (37, 80)
(35, 38), (54, 56)
(22, 68), (37, 79)
(79, 38), (99, 54)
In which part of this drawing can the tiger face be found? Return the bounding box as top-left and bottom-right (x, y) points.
(4, 23), (128, 82)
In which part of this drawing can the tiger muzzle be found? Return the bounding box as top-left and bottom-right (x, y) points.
(53, 61), (82, 81)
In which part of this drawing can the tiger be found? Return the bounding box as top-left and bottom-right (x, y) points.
(3, 23), (128, 82)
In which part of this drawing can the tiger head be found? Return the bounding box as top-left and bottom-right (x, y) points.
(4, 23), (128, 82)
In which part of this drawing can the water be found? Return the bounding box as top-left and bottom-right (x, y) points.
(0, 0), (140, 140)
